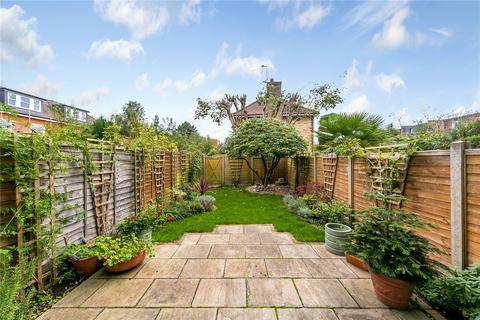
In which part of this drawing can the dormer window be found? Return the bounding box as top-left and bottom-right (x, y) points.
(33, 99), (41, 112)
(20, 96), (30, 109)
(7, 92), (17, 107)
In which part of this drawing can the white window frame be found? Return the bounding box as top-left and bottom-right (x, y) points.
(20, 96), (30, 109)
(32, 99), (42, 112)
(7, 92), (17, 107)
(79, 111), (87, 122)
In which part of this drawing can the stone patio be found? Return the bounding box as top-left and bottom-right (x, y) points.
(39, 224), (431, 320)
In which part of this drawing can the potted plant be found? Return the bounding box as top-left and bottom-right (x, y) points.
(64, 242), (99, 277)
(94, 234), (153, 273)
(349, 206), (436, 309)
(117, 205), (161, 242)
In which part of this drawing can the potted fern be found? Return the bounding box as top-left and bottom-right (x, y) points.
(349, 205), (436, 309)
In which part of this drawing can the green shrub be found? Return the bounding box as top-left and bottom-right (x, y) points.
(310, 200), (353, 225)
(94, 234), (153, 267)
(298, 194), (318, 208)
(0, 250), (35, 320)
(297, 207), (313, 219)
(282, 194), (295, 205)
(198, 195), (216, 211)
(117, 205), (161, 236)
(349, 207), (435, 282)
(418, 264), (480, 320)
(286, 198), (301, 213)
(187, 199), (205, 215)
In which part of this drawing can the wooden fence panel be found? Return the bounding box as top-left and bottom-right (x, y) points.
(332, 157), (349, 203)
(466, 152), (480, 265)
(352, 157), (372, 210)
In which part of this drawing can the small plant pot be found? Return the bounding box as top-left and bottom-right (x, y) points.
(139, 229), (152, 243)
(370, 272), (414, 309)
(105, 251), (145, 273)
(325, 223), (351, 256)
(345, 253), (369, 272)
(71, 256), (100, 277)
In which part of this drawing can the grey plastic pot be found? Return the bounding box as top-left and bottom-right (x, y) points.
(325, 223), (351, 256)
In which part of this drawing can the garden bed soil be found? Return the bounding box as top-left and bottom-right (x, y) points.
(246, 184), (290, 195)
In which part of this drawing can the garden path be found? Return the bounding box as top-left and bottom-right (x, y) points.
(38, 225), (431, 320)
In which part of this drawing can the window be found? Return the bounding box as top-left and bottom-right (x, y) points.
(32, 99), (42, 112)
(7, 92), (17, 107)
(20, 96), (30, 109)
(79, 111), (87, 122)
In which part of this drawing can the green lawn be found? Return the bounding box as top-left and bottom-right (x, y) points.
(152, 187), (325, 243)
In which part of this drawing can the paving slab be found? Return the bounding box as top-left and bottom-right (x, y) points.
(54, 278), (106, 307)
(303, 258), (357, 278)
(180, 233), (201, 244)
(36, 308), (102, 320)
(173, 244), (211, 258)
(81, 279), (152, 307)
(247, 278), (302, 307)
(198, 234), (230, 244)
(259, 233), (294, 244)
(245, 224), (274, 233)
(340, 278), (387, 308)
(154, 244), (179, 258)
(92, 262), (145, 279)
(246, 245), (282, 258)
(345, 263), (371, 278)
(156, 308), (217, 320)
(217, 308), (277, 320)
(224, 259), (268, 278)
(135, 258), (186, 278)
(209, 244), (246, 258)
(279, 244), (318, 258)
(138, 279), (199, 307)
(277, 308), (339, 320)
(229, 233), (261, 244)
(96, 308), (159, 320)
(294, 279), (358, 308)
(393, 310), (431, 320)
(192, 279), (246, 307)
(335, 308), (403, 320)
(265, 259), (311, 278)
(215, 225), (245, 233)
(311, 244), (343, 258)
(180, 259), (225, 278)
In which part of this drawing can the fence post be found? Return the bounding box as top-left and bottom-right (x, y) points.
(450, 141), (467, 268)
(251, 157), (254, 184)
(347, 157), (354, 207)
(313, 154), (317, 186)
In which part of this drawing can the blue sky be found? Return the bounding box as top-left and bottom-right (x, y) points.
(1, 0), (479, 140)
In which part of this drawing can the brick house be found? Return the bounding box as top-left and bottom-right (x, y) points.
(235, 79), (315, 151)
(0, 86), (93, 133)
(428, 112), (480, 131)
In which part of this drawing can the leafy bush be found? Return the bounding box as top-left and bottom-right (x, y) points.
(297, 207), (313, 219)
(117, 205), (161, 236)
(0, 250), (35, 320)
(282, 194), (295, 204)
(310, 200), (353, 226)
(286, 197), (301, 213)
(349, 207), (435, 282)
(94, 234), (152, 268)
(198, 195), (216, 211)
(418, 264), (480, 320)
(187, 199), (205, 215)
(63, 242), (98, 260)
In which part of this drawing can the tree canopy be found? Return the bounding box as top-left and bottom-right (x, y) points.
(225, 118), (307, 185)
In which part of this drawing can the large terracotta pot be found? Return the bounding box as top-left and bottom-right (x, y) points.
(105, 251), (145, 273)
(71, 256), (99, 277)
(370, 272), (414, 309)
(345, 253), (369, 272)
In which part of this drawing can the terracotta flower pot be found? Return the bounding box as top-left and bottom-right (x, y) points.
(370, 272), (414, 309)
(105, 251), (145, 273)
(71, 256), (99, 277)
(345, 253), (368, 272)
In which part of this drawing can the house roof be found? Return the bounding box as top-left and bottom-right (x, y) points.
(233, 100), (314, 117)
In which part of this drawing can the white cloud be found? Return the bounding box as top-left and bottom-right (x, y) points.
(0, 5), (54, 66)
(212, 42), (274, 79)
(431, 27), (453, 37)
(276, 3), (330, 31)
(394, 107), (411, 126)
(134, 73), (149, 91)
(73, 87), (111, 107)
(210, 88), (226, 101)
(376, 73), (406, 92)
(179, 0), (201, 24)
(343, 59), (362, 91)
(342, 95), (369, 114)
(18, 75), (62, 97)
(372, 7), (410, 49)
(153, 71), (206, 96)
(86, 39), (144, 61)
(342, 0), (409, 33)
(94, 0), (169, 40)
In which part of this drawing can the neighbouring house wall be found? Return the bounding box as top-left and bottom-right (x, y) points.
(293, 117), (314, 151)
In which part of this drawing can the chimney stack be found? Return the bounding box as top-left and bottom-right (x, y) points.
(267, 78), (282, 97)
